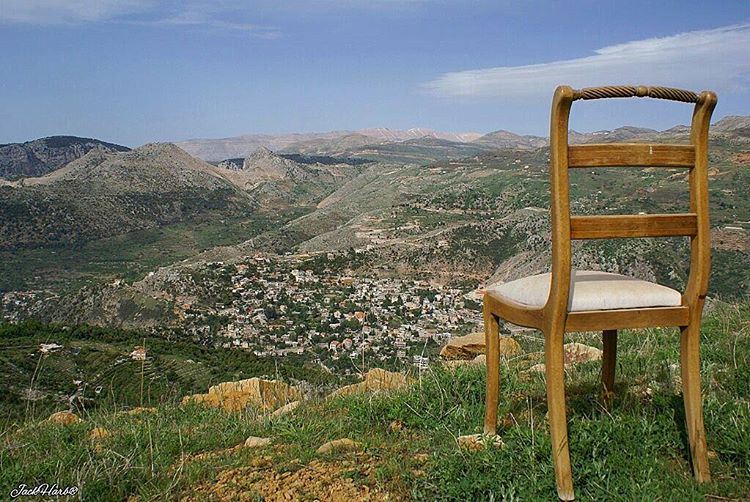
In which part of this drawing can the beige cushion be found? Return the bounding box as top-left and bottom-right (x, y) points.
(487, 270), (682, 311)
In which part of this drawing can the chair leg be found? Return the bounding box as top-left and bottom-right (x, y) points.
(680, 322), (711, 482)
(483, 310), (500, 435)
(601, 329), (617, 408)
(545, 327), (574, 501)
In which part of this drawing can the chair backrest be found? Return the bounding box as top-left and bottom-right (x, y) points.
(545, 85), (717, 315)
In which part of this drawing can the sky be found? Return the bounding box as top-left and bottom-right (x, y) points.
(1, 0), (749, 147)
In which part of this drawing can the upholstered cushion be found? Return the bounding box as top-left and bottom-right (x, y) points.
(487, 270), (682, 311)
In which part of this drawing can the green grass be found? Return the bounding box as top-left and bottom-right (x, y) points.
(1, 302), (748, 500)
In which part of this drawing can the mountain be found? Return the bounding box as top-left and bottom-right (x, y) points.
(712, 115), (750, 139)
(472, 130), (548, 150)
(283, 135), (494, 164)
(215, 147), (365, 206)
(357, 127), (482, 143)
(0, 136), (130, 179)
(177, 128), (484, 161)
(0, 143), (256, 249)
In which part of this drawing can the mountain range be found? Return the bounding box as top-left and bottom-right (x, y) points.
(1, 116), (748, 318)
(175, 116), (750, 163)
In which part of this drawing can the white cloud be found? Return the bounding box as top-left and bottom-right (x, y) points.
(0, 0), (280, 37)
(0, 0), (152, 24)
(423, 23), (750, 98)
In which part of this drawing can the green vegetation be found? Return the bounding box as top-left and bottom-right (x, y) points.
(0, 210), (307, 293)
(2, 302), (748, 500)
(0, 321), (338, 428)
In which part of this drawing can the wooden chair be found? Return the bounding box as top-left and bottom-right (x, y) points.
(482, 85), (717, 500)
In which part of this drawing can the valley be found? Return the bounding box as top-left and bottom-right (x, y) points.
(1, 119), (749, 427)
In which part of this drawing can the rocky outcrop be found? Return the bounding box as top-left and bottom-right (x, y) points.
(0, 136), (129, 179)
(439, 332), (522, 360)
(181, 378), (302, 412)
(457, 434), (504, 450)
(47, 411), (82, 425)
(523, 343), (603, 374)
(330, 368), (412, 397)
(269, 400), (300, 419)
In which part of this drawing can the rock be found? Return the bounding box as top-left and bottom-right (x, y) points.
(457, 433), (504, 451)
(445, 354), (487, 369)
(316, 438), (362, 454)
(120, 407), (157, 416)
(522, 343), (603, 376)
(182, 378), (302, 412)
(47, 411), (81, 426)
(244, 436), (272, 448)
(439, 332), (521, 360)
(389, 420), (404, 432)
(88, 427), (110, 440)
(269, 400), (300, 419)
(330, 368), (412, 397)
(563, 342), (602, 365)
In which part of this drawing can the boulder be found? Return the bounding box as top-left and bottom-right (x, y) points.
(47, 411), (81, 426)
(316, 438), (362, 454)
(88, 427), (110, 440)
(457, 433), (504, 451)
(330, 368), (412, 397)
(445, 354), (487, 369)
(269, 400), (300, 419)
(521, 343), (603, 376)
(181, 378), (301, 412)
(120, 406), (157, 416)
(439, 332), (521, 360)
(563, 342), (603, 365)
(244, 436), (272, 448)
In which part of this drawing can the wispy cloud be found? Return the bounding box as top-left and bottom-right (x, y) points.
(0, 0), (153, 24)
(423, 23), (750, 98)
(0, 0), (280, 37)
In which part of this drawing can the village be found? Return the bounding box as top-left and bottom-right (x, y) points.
(182, 253), (489, 373)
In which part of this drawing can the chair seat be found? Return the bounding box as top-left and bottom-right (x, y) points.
(486, 270), (682, 312)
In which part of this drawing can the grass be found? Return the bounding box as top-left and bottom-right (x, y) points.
(1, 301), (748, 500)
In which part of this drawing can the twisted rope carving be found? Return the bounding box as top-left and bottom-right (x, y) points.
(572, 85), (699, 103)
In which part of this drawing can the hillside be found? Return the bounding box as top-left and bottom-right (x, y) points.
(1, 301), (748, 499)
(0, 136), (130, 180)
(5, 127), (748, 329)
(0, 143), (257, 250)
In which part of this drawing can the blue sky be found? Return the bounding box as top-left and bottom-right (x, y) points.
(1, 0), (749, 146)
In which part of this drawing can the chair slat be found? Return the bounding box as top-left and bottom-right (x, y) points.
(565, 306), (689, 332)
(570, 213), (697, 239)
(568, 143), (695, 168)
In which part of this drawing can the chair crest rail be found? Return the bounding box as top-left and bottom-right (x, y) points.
(572, 85), (699, 103)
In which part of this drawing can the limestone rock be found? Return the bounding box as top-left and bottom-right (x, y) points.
(88, 427), (110, 440)
(563, 342), (602, 365)
(522, 343), (603, 376)
(457, 433), (504, 451)
(181, 378), (301, 412)
(440, 332), (521, 360)
(244, 436), (272, 448)
(445, 354), (487, 369)
(316, 438), (362, 454)
(120, 407), (157, 416)
(330, 368), (412, 397)
(47, 411), (81, 426)
(269, 400), (300, 419)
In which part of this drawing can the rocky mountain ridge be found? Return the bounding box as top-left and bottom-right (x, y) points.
(0, 136), (130, 180)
